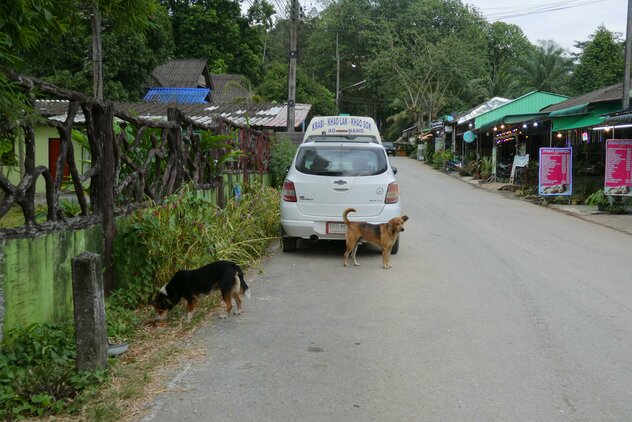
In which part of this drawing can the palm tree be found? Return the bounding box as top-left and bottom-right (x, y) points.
(514, 40), (573, 94)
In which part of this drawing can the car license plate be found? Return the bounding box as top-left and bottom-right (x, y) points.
(326, 222), (346, 235)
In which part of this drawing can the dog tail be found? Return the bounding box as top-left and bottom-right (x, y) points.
(234, 263), (251, 299)
(343, 208), (356, 226)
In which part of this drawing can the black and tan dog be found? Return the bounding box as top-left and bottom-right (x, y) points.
(152, 260), (250, 322)
(343, 208), (409, 269)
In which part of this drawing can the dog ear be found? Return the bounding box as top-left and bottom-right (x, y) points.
(402, 215), (409, 222)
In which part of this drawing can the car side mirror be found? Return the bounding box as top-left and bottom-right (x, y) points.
(392, 166), (398, 175)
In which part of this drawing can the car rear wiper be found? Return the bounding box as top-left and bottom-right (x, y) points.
(312, 171), (343, 176)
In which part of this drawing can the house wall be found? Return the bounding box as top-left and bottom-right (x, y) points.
(1, 125), (86, 194)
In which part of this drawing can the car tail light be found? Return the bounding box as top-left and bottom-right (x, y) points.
(384, 182), (399, 203)
(282, 180), (297, 202)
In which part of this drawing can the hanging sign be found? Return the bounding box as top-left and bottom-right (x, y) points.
(430, 120), (444, 131)
(539, 147), (572, 196)
(604, 139), (632, 196)
(463, 131), (476, 143)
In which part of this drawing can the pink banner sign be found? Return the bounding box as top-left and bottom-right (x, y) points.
(539, 147), (572, 196)
(605, 139), (632, 196)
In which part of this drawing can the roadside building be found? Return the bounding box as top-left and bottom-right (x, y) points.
(541, 83), (630, 176)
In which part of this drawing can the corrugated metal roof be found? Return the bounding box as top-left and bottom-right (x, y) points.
(542, 83), (625, 112)
(34, 99), (313, 130)
(144, 88), (210, 104)
(603, 108), (632, 124)
(475, 91), (568, 130)
(457, 97), (511, 124)
(151, 59), (210, 88)
(210, 74), (252, 104)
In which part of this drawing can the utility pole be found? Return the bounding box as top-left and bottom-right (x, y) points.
(624, 0), (632, 109)
(335, 33), (340, 114)
(91, 4), (103, 100)
(286, 0), (299, 132)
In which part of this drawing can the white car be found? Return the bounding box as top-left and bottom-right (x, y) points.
(280, 116), (402, 252)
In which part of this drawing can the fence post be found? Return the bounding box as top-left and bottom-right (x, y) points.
(72, 252), (107, 371)
(99, 103), (115, 293)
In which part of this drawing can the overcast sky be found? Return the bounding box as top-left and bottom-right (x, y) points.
(464, 0), (628, 53)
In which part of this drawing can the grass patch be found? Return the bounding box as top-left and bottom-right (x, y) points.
(1, 182), (280, 420)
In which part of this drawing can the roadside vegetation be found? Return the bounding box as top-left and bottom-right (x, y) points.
(1, 1), (625, 147)
(0, 182), (280, 421)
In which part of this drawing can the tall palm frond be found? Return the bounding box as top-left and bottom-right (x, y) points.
(514, 40), (572, 94)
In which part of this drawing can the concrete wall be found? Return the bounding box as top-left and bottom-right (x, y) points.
(0, 226), (103, 339)
(0, 176), (270, 339)
(220, 173), (271, 204)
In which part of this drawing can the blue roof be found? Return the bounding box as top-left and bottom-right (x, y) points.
(143, 88), (210, 104)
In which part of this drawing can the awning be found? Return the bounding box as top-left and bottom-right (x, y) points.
(553, 114), (604, 131)
(402, 125), (417, 134)
(552, 102), (621, 131)
(548, 103), (589, 117)
(477, 113), (547, 130)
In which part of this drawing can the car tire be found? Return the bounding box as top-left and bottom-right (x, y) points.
(280, 227), (297, 252)
(390, 237), (400, 254)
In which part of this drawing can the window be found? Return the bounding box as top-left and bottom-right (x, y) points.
(295, 146), (387, 176)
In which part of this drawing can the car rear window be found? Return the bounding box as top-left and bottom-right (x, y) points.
(295, 146), (388, 176)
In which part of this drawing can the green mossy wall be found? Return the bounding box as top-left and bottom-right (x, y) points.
(0, 226), (103, 337)
(0, 176), (270, 338)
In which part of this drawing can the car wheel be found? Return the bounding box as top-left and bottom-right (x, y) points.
(390, 237), (400, 254)
(280, 227), (297, 252)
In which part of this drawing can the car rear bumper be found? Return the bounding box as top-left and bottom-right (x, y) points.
(280, 202), (403, 240)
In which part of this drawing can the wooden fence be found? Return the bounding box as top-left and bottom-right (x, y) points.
(0, 72), (272, 293)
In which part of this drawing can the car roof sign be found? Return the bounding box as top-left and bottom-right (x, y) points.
(304, 116), (382, 144)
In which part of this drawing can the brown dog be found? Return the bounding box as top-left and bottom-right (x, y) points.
(343, 208), (409, 269)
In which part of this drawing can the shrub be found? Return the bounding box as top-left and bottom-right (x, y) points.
(113, 182), (280, 308)
(0, 323), (107, 420)
(269, 136), (297, 189)
(480, 156), (493, 175)
(585, 189), (608, 206)
(431, 150), (453, 170)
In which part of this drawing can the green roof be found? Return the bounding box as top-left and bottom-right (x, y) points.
(548, 103), (589, 117)
(552, 102), (622, 131)
(475, 91), (568, 130)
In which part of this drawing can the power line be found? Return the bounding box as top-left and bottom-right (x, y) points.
(479, 0), (611, 20)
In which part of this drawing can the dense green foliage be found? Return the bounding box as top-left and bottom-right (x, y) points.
(166, 0), (263, 83)
(1, 182), (281, 420)
(268, 136), (297, 188)
(16, 0), (173, 101)
(114, 182), (280, 306)
(255, 62), (335, 115)
(570, 26), (624, 95)
(0, 0), (70, 132)
(2, 0), (626, 140)
(0, 323), (108, 420)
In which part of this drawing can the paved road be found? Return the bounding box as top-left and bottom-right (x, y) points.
(140, 157), (632, 421)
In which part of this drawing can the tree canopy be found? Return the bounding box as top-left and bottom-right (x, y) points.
(570, 26), (624, 95)
(1, 0), (628, 140)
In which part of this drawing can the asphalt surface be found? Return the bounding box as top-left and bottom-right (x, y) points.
(138, 157), (632, 422)
(461, 176), (632, 237)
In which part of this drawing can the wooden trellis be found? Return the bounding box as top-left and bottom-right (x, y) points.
(0, 71), (271, 292)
